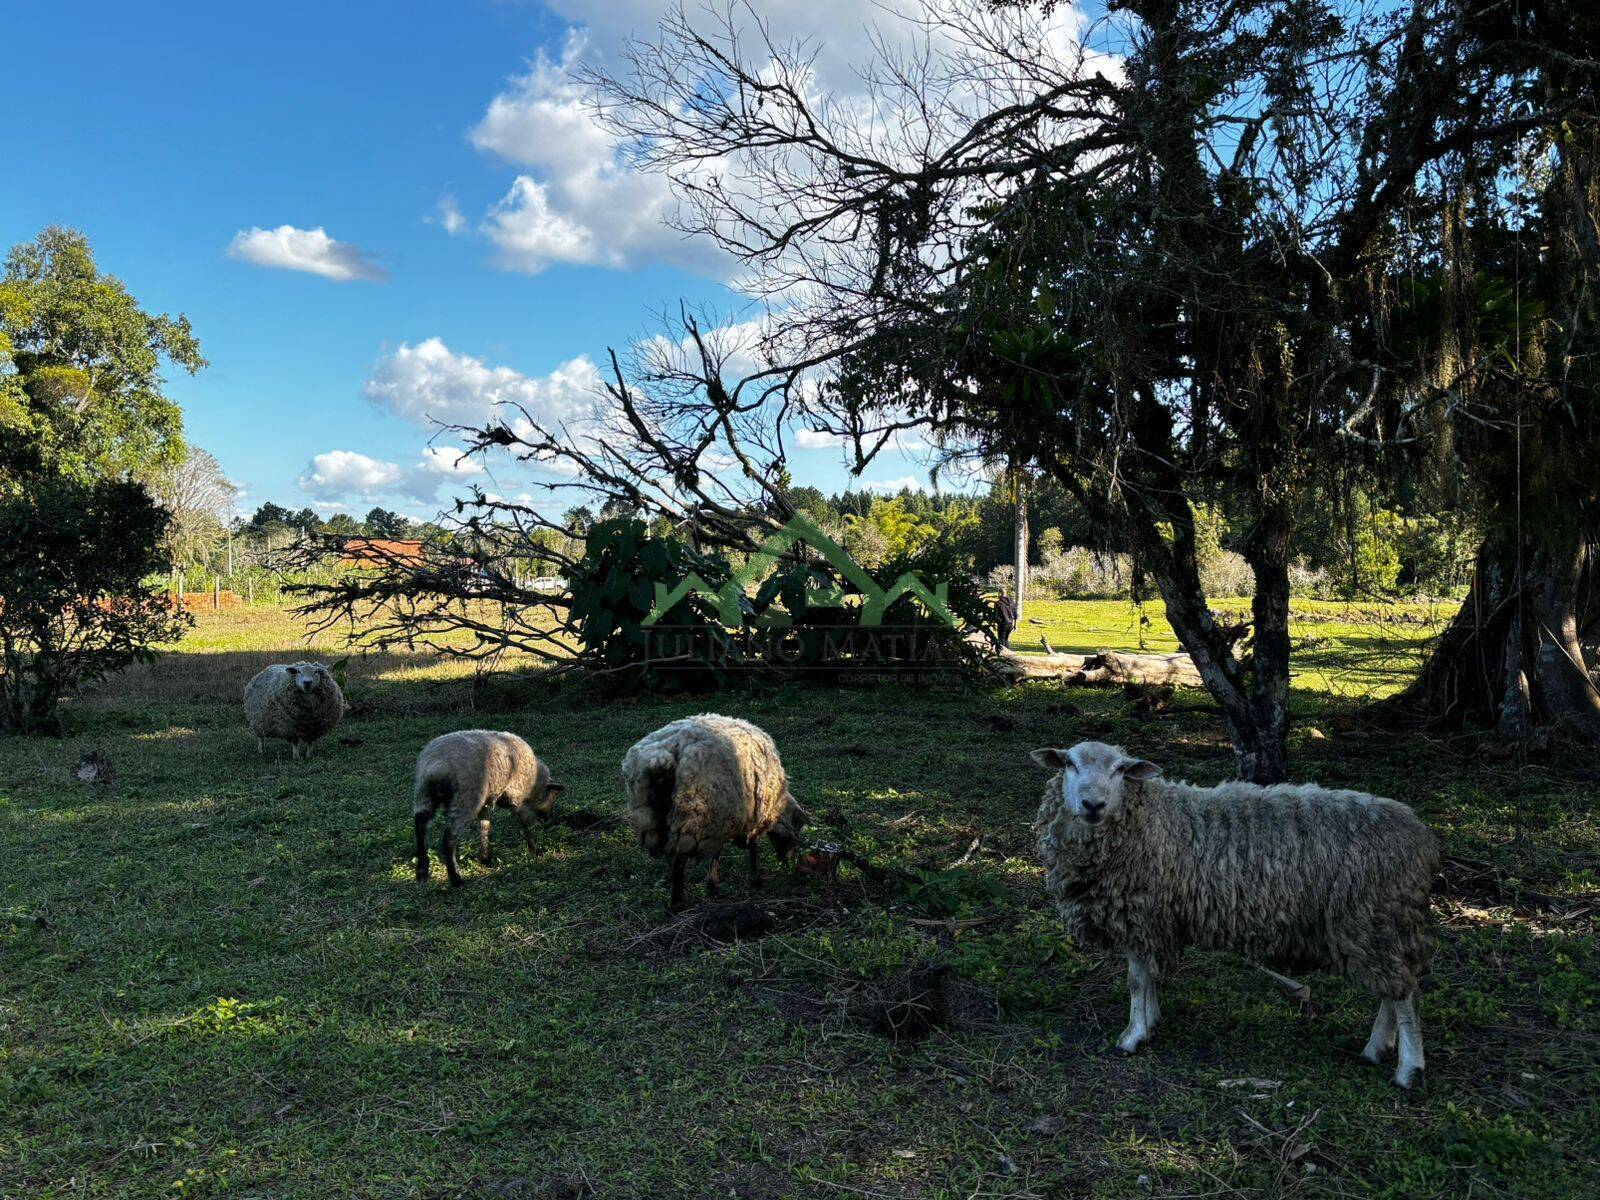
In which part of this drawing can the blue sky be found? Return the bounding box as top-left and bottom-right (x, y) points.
(2, 1), (1090, 518)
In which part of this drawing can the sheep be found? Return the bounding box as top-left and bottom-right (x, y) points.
(413, 730), (563, 886)
(1031, 741), (1439, 1087)
(242, 662), (344, 760)
(622, 713), (808, 910)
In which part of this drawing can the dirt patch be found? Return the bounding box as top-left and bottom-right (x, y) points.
(751, 964), (1003, 1043)
(860, 965), (951, 1040)
(548, 808), (619, 834)
(627, 898), (827, 958)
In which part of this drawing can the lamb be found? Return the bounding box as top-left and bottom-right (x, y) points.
(1031, 741), (1439, 1087)
(413, 730), (563, 887)
(242, 662), (344, 760)
(622, 713), (808, 909)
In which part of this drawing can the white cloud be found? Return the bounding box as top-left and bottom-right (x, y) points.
(463, 4), (1106, 279)
(345, 339), (616, 504)
(417, 445), (485, 478)
(470, 36), (727, 276)
(363, 337), (601, 431)
(794, 428), (846, 449)
(434, 196), (467, 235)
(861, 475), (926, 494)
(298, 445), (498, 506)
(298, 451), (407, 499)
(227, 225), (388, 282)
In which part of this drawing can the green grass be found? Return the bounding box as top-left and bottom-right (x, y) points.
(2, 605), (1597, 1198)
(1012, 597), (1457, 701)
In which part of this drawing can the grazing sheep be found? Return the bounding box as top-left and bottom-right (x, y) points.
(622, 713), (808, 910)
(1031, 741), (1439, 1087)
(242, 662), (344, 760)
(413, 730), (563, 886)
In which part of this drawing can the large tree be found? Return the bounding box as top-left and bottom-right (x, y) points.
(527, 0), (1523, 780)
(0, 226), (205, 484)
(0, 227), (205, 732)
(147, 446), (237, 567)
(1383, 0), (1600, 740)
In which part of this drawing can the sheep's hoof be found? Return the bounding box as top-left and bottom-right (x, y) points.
(1392, 1066), (1423, 1089)
(1114, 1033), (1146, 1055)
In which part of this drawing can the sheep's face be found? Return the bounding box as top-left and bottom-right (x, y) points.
(529, 780), (563, 819)
(285, 664), (327, 697)
(1030, 741), (1161, 827)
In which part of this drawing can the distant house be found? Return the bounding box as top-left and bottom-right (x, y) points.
(339, 538), (425, 568)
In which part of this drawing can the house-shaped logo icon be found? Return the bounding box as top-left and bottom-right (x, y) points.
(643, 513), (956, 628)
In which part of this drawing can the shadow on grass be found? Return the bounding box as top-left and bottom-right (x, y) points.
(77, 646), (557, 717)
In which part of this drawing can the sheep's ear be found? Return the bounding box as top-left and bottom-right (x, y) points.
(544, 783), (565, 797)
(1030, 748), (1071, 770)
(1121, 758), (1162, 781)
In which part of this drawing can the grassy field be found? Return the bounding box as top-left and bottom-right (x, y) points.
(1013, 597), (1458, 701)
(2, 605), (1597, 1198)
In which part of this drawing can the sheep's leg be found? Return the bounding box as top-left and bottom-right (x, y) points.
(414, 810), (432, 883)
(478, 818), (494, 866)
(669, 854), (687, 911)
(514, 804), (539, 854)
(1361, 999), (1397, 1065)
(1393, 992), (1425, 1088)
(1117, 955), (1158, 1054)
(706, 854), (721, 898)
(747, 838), (763, 889)
(441, 828), (463, 887)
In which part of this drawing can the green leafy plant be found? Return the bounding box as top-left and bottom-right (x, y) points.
(897, 866), (1007, 917)
(0, 472), (189, 733)
(567, 518), (735, 681)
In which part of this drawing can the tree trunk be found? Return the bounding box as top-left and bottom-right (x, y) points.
(1240, 546), (1293, 783)
(1149, 540), (1292, 784)
(1012, 469), (1029, 618)
(1388, 527), (1600, 739)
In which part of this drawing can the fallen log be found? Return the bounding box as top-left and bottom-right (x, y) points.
(988, 643), (1208, 689)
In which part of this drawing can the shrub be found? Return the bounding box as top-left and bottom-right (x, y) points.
(567, 518), (734, 681)
(0, 475), (189, 733)
(1200, 549), (1255, 598)
(1400, 512), (1477, 596)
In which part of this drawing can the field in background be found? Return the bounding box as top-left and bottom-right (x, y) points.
(92, 594), (1454, 713)
(1013, 597), (1453, 701)
(3, 602), (1596, 1197)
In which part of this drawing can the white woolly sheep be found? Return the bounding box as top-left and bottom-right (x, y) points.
(1031, 741), (1439, 1087)
(622, 713), (808, 909)
(413, 730), (563, 887)
(242, 662), (344, 760)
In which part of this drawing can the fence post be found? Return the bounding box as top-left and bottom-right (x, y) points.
(214, 576), (221, 611)
(247, 578), (254, 606)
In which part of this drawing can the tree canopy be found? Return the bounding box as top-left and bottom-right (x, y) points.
(0, 226), (204, 483)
